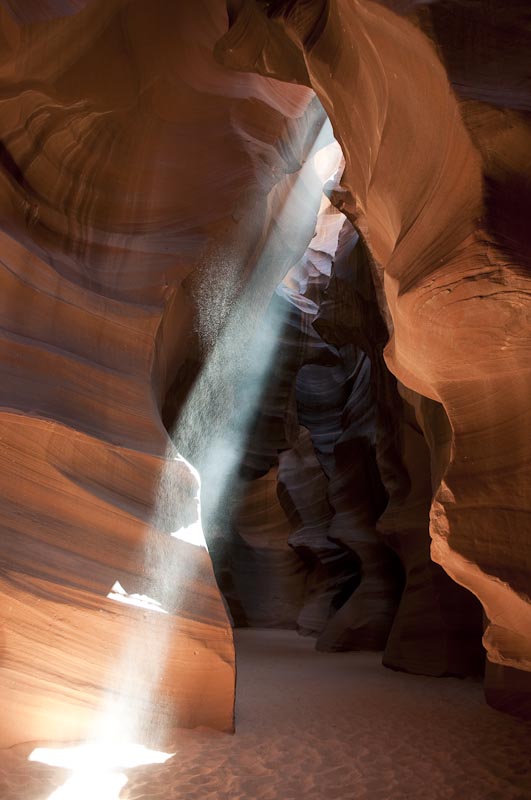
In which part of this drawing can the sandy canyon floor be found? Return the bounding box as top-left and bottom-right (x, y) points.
(1, 629), (530, 800)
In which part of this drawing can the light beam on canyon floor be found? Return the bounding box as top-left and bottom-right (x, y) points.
(29, 743), (173, 800)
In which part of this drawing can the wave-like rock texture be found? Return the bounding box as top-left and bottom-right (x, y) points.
(2, 0), (530, 741)
(225, 151), (481, 670)
(0, 0), (324, 746)
(217, 0), (531, 716)
(316, 231), (484, 675)
(226, 467), (308, 628)
(0, 409), (234, 748)
(228, 186), (405, 650)
(222, 156), (479, 666)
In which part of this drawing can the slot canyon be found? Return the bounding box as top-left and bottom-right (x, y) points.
(0, 0), (530, 798)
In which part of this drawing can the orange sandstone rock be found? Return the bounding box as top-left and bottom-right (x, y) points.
(218, 0), (531, 715)
(0, 0), (315, 745)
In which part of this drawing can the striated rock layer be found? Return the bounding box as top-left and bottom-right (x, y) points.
(218, 0), (531, 716)
(0, 411), (235, 747)
(228, 197), (483, 673)
(224, 176), (405, 651)
(316, 228), (484, 675)
(1, 0), (530, 741)
(0, 0), (322, 746)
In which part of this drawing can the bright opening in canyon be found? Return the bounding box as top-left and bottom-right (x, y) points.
(0, 1), (530, 799)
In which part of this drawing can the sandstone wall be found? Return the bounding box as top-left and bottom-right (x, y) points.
(218, 0), (531, 716)
(0, 0), (318, 745)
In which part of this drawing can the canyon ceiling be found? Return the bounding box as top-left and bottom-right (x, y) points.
(0, 0), (529, 747)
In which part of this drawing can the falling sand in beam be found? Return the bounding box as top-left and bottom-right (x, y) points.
(26, 105), (343, 800)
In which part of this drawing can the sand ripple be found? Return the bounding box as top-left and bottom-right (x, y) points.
(1, 630), (530, 800)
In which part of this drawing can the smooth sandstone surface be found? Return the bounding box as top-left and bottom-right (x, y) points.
(0, 0), (318, 745)
(0, 0), (530, 748)
(218, 0), (531, 715)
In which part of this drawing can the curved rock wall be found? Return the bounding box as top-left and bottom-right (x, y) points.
(227, 205), (483, 675)
(1, 0), (529, 740)
(0, 0), (321, 746)
(217, 0), (531, 716)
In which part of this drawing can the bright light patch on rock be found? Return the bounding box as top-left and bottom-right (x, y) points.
(313, 140), (343, 185)
(106, 581), (168, 613)
(171, 519), (207, 548)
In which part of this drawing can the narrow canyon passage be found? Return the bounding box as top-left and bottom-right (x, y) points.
(2, 629), (530, 800)
(0, 1), (530, 798)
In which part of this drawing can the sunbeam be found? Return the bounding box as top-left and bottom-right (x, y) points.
(26, 101), (343, 800)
